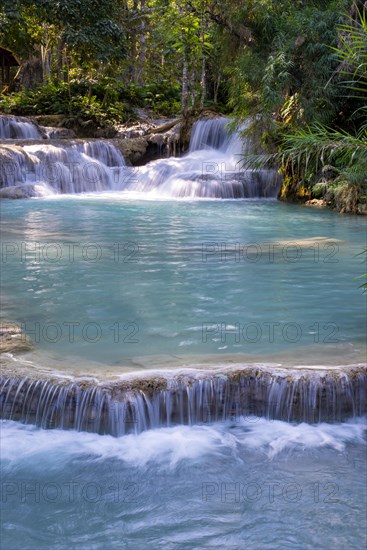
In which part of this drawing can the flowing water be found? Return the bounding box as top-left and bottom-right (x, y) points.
(1, 419), (366, 549)
(0, 115), (366, 548)
(1, 366), (366, 434)
(0, 115), (43, 139)
(0, 117), (278, 198)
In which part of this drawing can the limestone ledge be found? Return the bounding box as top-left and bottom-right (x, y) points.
(1, 359), (365, 396)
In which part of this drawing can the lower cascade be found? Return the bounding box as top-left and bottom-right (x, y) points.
(1, 366), (365, 436)
(0, 116), (280, 198)
(0, 140), (128, 197)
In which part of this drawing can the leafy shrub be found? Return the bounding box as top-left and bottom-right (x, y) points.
(0, 81), (130, 126)
(0, 78), (182, 122)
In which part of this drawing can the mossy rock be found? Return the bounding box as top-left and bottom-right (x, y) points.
(33, 114), (65, 127)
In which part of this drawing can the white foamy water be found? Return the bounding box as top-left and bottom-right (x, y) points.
(1, 418), (365, 466)
(1, 418), (366, 549)
(130, 118), (279, 198)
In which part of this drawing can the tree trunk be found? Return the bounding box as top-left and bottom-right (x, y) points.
(190, 66), (196, 108)
(136, 0), (147, 84)
(130, 0), (139, 82)
(56, 40), (64, 82)
(62, 49), (69, 83)
(200, 56), (206, 109)
(214, 73), (221, 105)
(13, 55), (43, 91)
(199, 20), (206, 110)
(40, 45), (51, 82)
(182, 54), (189, 117)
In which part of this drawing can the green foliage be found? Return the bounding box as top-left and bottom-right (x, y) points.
(336, 7), (367, 96)
(1, 82), (69, 115)
(243, 121), (367, 212)
(279, 125), (367, 182)
(0, 81), (130, 126)
(137, 81), (181, 114)
(239, 3), (367, 213)
(228, 0), (347, 125)
(0, 0), (126, 63)
(0, 77), (182, 123)
(277, 6), (367, 210)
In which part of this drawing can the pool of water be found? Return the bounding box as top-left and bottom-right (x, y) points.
(0, 197), (366, 369)
(1, 417), (366, 549)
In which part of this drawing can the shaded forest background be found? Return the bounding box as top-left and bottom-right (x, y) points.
(0, 0), (366, 212)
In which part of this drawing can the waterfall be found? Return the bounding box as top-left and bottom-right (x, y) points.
(134, 117), (280, 198)
(1, 366), (365, 436)
(0, 115), (280, 198)
(189, 118), (243, 154)
(0, 115), (44, 139)
(0, 140), (128, 197)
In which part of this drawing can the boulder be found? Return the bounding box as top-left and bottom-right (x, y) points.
(40, 126), (77, 139)
(0, 184), (47, 199)
(112, 137), (149, 165)
(33, 115), (65, 127)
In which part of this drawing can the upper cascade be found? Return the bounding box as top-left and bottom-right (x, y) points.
(189, 117), (245, 156)
(134, 117), (279, 198)
(0, 115), (44, 140)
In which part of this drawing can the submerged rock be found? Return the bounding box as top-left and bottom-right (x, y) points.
(0, 322), (33, 353)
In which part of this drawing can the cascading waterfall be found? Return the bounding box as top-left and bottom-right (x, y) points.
(133, 117), (280, 198)
(0, 115), (44, 139)
(1, 366), (365, 435)
(0, 140), (128, 197)
(189, 117), (243, 153)
(0, 115), (280, 198)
